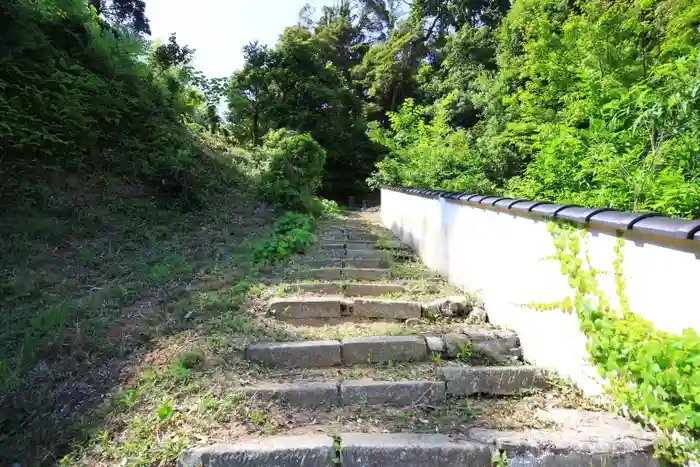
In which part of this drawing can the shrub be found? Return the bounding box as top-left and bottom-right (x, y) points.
(258, 129), (327, 210)
(251, 212), (316, 265)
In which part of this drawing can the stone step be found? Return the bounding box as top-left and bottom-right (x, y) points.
(240, 379), (445, 408)
(295, 268), (342, 280)
(345, 249), (387, 259)
(321, 242), (345, 250)
(342, 335), (427, 364)
(268, 297), (343, 320)
(246, 340), (342, 368)
(237, 368), (543, 406)
(352, 297), (421, 319)
(341, 379), (444, 406)
(344, 283), (406, 297)
(246, 335), (428, 367)
(250, 327), (523, 366)
(342, 267), (390, 280)
(269, 297), (419, 321)
(179, 417), (657, 466)
(287, 283), (343, 295)
(299, 258), (342, 268)
(286, 283), (406, 298)
(345, 242), (376, 250)
(321, 249), (347, 258)
(344, 258), (385, 268)
(439, 365), (545, 396)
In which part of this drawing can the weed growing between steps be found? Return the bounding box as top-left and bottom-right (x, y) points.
(527, 222), (700, 463)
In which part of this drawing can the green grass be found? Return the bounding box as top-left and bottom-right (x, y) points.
(0, 173), (289, 465)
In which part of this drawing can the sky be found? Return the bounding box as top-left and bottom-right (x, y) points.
(147, 0), (337, 78)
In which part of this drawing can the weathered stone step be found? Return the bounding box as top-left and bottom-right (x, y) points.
(246, 340), (342, 368)
(345, 249), (388, 259)
(320, 232), (347, 240)
(268, 296), (343, 319)
(298, 258), (342, 268)
(439, 365), (545, 395)
(295, 268), (342, 280)
(344, 283), (405, 296)
(296, 267), (390, 280)
(179, 435), (336, 466)
(269, 297), (419, 321)
(246, 335), (428, 367)
(237, 368), (542, 407)
(343, 335), (427, 364)
(342, 267), (390, 280)
(286, 283), (406, 297)
(345, 241), (376, 250)
(352, 297), (421, 319)
(321, 242), (345, 250)
(179, 419), (657, 466)
(287, 283), (343, 295)
(240, 379), (444, 408)
(344, 258), (384, 268)
(298, 257), (386, 269)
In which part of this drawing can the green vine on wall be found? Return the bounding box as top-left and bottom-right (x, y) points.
(532, 221), (700, 464)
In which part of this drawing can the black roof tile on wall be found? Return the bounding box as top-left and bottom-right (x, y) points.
(380, 186), (700, 241)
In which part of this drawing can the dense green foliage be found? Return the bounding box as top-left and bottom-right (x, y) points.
(364, 0), (700, 218)
(228, 23), (383, 199)
(542, 223), (700, 463)
(0, 0), (238, 212)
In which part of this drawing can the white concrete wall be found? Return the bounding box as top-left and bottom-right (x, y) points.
(381, 188), (700, 394)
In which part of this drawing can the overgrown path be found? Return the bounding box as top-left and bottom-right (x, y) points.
(176, 211), (657, 466)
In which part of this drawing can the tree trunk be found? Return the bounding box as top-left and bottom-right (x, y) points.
(252, 109), (260, 146)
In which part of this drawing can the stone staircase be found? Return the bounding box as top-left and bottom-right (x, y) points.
(179, 213), (657, 466)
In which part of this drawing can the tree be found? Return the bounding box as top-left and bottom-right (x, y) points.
(88, 0), (150, 35)
(228, 42), (277, 145)
(153, 33), (195, 75)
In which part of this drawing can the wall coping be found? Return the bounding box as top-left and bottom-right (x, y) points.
(381, 186), (700, 242)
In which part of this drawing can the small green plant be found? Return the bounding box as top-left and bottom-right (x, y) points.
(75, 250), (94, 266)
(429, 352), (442, 363)
(491, 449), (508, 467)
(375, 239), (391, 250)
(332, 435), (342, 465)
(394, 410), (410, 422)
(170, 350), (203, 381)
(455, 341), (474, 361)
(456, 398), (476, 421)
(248, 283), (266, 296)
(117, 389), (140, 410)
(156, 398), (174, 421)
